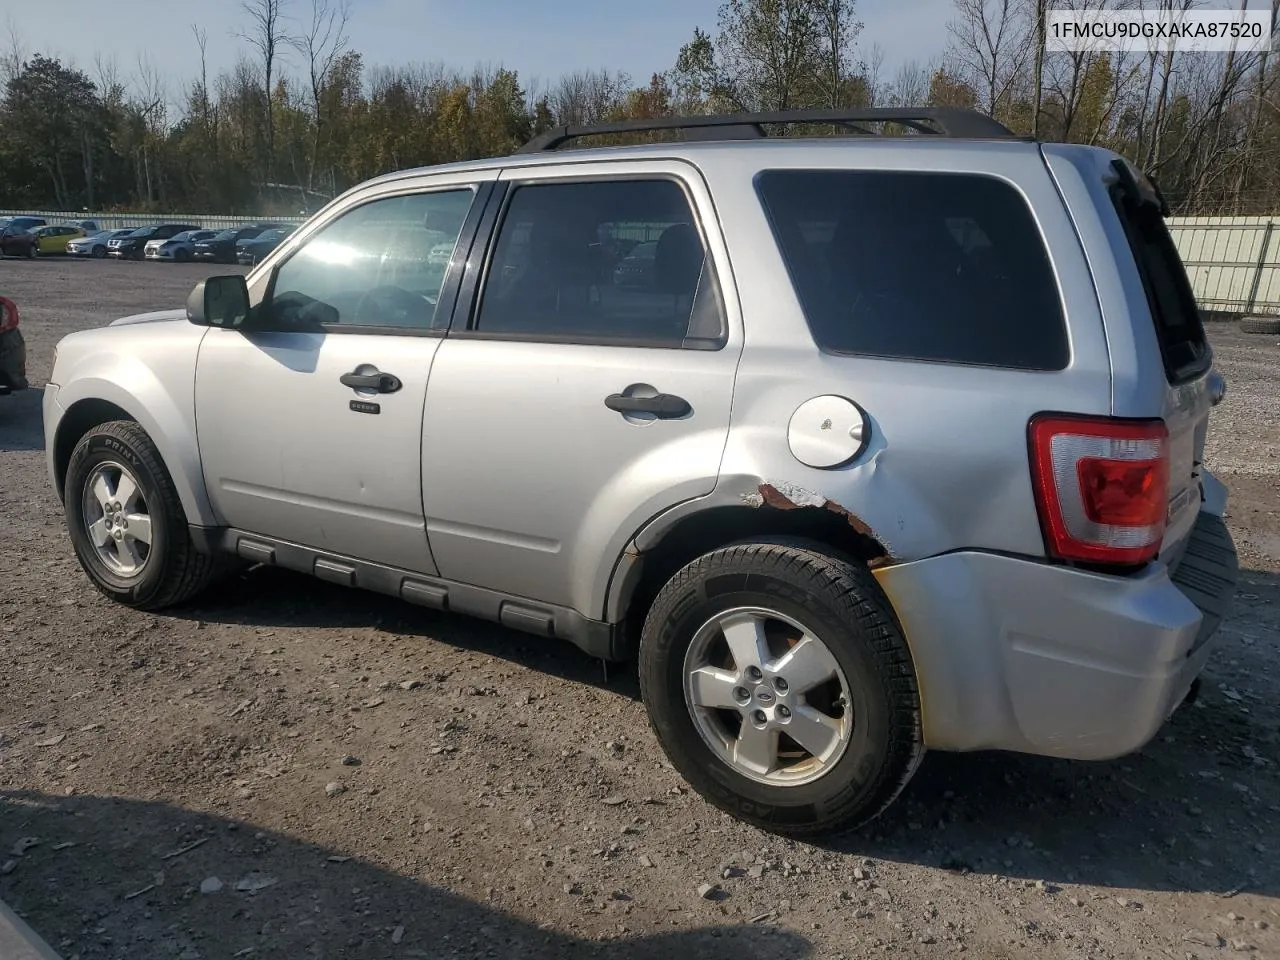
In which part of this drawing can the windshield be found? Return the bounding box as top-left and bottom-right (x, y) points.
(128, 227), (156, 238)
(211, 229), (239, 241)
(171, 231), (196, 242)
(253, 229), (286, 242)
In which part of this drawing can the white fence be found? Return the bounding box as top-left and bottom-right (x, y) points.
(5, 207), (1278, 315)
(1166, 216), (1280, 316)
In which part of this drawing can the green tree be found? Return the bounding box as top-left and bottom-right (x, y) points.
(3, 55), (99, 207)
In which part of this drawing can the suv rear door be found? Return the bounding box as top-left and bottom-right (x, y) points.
(419, 161), (742, 616)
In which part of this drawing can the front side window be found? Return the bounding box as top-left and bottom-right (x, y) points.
(269, 188), (475, 331)
(472, 178), (726, 348)
(756, 170), (1070, 371)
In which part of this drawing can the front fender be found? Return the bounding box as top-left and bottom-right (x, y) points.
(50, 333), (215, 527)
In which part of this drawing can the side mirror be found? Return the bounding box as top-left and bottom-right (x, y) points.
(187, 275), (250, 328)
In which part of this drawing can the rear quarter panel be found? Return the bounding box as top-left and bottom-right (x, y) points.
(637, 141), (1113, 563)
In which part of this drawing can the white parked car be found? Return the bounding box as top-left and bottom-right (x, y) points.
(145, 230), (218, 263)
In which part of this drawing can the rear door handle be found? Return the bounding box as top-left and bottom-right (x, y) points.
(604, 392), (691, 419)
(341, 369), (402, 394)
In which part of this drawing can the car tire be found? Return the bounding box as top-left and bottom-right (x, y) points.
(64, 420), (218, 610)
(1240, 315), (1280, 335)
(175, 248), (191, 262)
(27, 244), (37, 259)
(92, 246), (106, 258)
(638, 537), (923, 836)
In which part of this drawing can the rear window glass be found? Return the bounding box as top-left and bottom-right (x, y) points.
(1109, 182), (1209, 383)
(755, 170), (1069, 371)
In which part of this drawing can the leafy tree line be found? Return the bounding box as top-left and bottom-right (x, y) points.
(2, 0), (1278, 216)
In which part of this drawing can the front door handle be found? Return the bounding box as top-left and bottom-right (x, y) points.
(340, 369), (402, 394)
(604, 392), (691, 419)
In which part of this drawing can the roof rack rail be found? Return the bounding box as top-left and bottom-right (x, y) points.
(518, 107), (1019, 153)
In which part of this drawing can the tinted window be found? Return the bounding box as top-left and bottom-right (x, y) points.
(756, 170), (1069, 371)
(1110, 183), (1209, 383)
(128, 227), (156, 238)
(270, 189), (473, 331)
(473, 179), (726, 347)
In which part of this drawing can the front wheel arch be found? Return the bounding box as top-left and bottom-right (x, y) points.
(54, 398), (136, 500)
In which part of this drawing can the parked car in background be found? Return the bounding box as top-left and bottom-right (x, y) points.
(145, 229), (217, 263)
(64, 219), (100, 233)
(108, 223), (202, 260)
(67, 229), (134, 259)
(235, 226), (296, 265)
(0, 224), (38, 258)
(0, 216), (48, 233)
(194, 223), (284, 264)
(0, 295), (26, 396)
(33, 224), (87, 255)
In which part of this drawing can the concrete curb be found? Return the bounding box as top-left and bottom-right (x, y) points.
(0, 899), (63, 960)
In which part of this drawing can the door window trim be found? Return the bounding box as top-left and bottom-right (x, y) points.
(448, 172), (729, 351)
(247, 181), (494, 339)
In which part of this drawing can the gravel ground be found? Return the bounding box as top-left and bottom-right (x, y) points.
(1, 257), (1278, 960)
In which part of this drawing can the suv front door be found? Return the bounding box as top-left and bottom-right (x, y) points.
(194, 174), (492, 573)
(421, 162), (742, 616)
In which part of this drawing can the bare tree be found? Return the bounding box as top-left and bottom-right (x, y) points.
(1, 14), (27, 85)
(289, 0), (349, 193)
(235, 0), (292, 177)
(812, 0), (863, 108)
(946, 0), (1033, 117)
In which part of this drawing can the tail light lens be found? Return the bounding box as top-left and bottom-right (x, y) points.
(0, 296), (18, 333)
(1028, 414), (1170, 566)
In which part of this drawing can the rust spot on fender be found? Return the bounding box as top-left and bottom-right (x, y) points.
(755, 482), (888, 556)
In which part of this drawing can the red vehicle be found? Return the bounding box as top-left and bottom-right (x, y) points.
(0, 296), (27, 395)
(0, 224), (38, 258)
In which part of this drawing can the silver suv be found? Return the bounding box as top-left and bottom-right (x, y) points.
(43, 108), (1239, 835)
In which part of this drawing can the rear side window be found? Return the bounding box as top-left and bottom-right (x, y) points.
(1108, 172), (1210, 383)
(756, 170), (1069, 371)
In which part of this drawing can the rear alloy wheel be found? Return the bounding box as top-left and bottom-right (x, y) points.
(639, 537), (923, 836)
(64, 421), (218, 608)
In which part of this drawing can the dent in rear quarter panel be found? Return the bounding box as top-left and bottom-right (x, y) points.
(52, 322), (216, 526)
(672, 141), (1113, 562)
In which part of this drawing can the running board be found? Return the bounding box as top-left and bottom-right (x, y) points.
(189, 525), (631, 662)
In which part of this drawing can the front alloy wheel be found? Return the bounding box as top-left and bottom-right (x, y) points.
(81, 461), (152, 577)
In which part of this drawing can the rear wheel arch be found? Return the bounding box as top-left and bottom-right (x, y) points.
(609, 501), (891, 643)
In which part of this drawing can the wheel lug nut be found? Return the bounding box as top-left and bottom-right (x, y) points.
(752, 710), (767, 725)
(746, 666), (763, 682)
(775, 678), (789, 692)
(778, 706), (791, 720)
(734, 686), (750, 703)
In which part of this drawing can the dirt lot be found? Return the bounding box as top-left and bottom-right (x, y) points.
(1, 256), (1278, 960)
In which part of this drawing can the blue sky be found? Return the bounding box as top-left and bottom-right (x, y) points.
(6, 0), (954, 101)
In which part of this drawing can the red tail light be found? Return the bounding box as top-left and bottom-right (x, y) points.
(1028, 414), (1170, 566)
(0, 297), (17, 333)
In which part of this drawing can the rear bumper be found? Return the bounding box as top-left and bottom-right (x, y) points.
(875, 502), (1238, 761)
